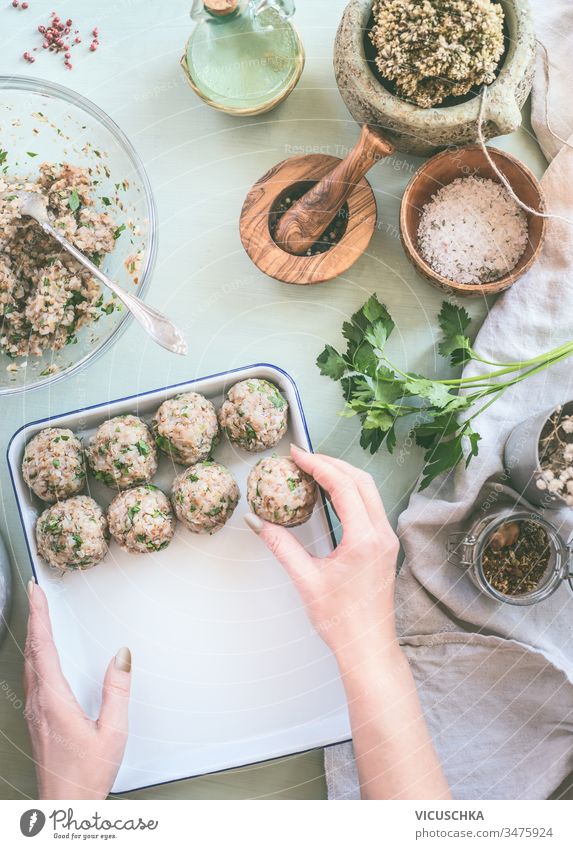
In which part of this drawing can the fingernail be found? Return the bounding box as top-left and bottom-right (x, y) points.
(115, 647), (132, 673)
(244, 513), (264, 534)
(27, 579), (35, 599)
(290, 443), (308, 453)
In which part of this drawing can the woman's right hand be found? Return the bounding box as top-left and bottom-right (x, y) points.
(245, 445), (451, 800)
(245, 444), (401, 666)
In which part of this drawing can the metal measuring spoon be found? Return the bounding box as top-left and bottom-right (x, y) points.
(5, 190), (187, 356)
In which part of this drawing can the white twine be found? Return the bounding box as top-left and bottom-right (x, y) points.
(536, 39), (573, 153)
(476, 39), (573, 228)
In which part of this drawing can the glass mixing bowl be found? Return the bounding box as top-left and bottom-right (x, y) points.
(0, 76), (158, 395)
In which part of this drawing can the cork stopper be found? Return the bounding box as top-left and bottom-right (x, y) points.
(204, 0), (238, 15)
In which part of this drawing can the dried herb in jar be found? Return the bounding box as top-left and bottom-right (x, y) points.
(482, 520), (551, 596)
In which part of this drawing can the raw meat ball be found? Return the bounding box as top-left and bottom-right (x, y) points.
(22, 427), (85, 502)
(107, 485), (176, 554)
(36, 496), (109, 571)
(152, 392), (218, 466)
(171, 462), (239, 535)
(87, 415), (157, 489)
(218, 378), (288, 452)
(247, 455), (317, 527)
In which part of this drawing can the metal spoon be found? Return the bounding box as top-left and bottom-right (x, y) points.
(7, 190), (188, 356)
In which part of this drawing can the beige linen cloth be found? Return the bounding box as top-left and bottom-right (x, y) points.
(325, 1), (573, 800)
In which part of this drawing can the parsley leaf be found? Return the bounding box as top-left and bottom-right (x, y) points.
(317, 345), (347, 380)
(437, 302), (473, 366)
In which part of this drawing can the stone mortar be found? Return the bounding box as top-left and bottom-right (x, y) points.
(334, 0), (536, 156)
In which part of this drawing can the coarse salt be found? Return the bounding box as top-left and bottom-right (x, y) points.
(417, 176), (529, 285)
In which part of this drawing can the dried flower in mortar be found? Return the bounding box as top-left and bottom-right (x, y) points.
(369, 0), (505, 108)
(536, 407), (573, 505)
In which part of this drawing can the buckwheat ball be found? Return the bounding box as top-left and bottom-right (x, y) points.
(171, 462), (240, 535)
(247, 456), (317, 528)
(87, 415), (158, 489)
(218, 379), (288, 453)
(36, 496), (109, 571)
(152, 392), (219, 466)
(107, 485), (176, 554)
(22, 427), (86, 503)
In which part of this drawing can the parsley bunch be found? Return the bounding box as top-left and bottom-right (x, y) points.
(317, 295), (573, 490)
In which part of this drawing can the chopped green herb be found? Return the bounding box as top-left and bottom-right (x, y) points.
(136, 440), (150, 456)
(68, 189), (81, 213)
(128, 504), (141, 523)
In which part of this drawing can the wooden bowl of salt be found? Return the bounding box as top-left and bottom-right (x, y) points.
(400, 145), (546, 298)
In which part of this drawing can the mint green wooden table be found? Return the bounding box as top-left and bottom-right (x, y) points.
(0, 0), (547, 800)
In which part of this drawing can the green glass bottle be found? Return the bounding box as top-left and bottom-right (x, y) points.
(182, 0), (304, 115)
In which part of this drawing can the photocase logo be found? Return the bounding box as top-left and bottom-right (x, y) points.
(20, 809), (46, 837)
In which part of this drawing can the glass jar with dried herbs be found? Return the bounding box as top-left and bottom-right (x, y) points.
(448, 509), (573, 606)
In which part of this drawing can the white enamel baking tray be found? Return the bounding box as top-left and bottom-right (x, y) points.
(7, 364), (351, 793)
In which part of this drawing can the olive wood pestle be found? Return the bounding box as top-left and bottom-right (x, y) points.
(274, 125), (395, 256)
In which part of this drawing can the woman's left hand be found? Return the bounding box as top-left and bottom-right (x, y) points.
(24, 581), (132, 800)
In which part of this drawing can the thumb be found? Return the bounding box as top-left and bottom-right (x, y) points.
(244, 513), (312, 581)
(97, 648), (132, 737)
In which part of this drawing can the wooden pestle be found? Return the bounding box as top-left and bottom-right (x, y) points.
(274, 125), (395, 256)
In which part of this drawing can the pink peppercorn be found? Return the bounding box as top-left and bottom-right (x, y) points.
(12, 1), (19, 7)
(22, 2), (29, 8)
(74, 36), (81, 43)
(89, 42), (97, 52)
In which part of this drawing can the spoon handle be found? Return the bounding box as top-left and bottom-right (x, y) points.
(274, 125), (395, 256)
(39, 220), (187, 356)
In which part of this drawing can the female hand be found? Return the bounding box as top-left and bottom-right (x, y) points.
(245, 445), (401, 666)
(245, 446), (451, 800)
(24, 581), (132, 800)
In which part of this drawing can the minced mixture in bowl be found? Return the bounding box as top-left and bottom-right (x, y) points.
(36, 495), (109, 571)
(22, 426), (86, 503)
(87, 414), (158, 489)
(171, 462), (240, 535)
(152, 392), (219, 466)
(247, 455), (317, 527)
(219, 378), (289, 453)
(0, 162), (120, 358)
(107, 485), (176, 554)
